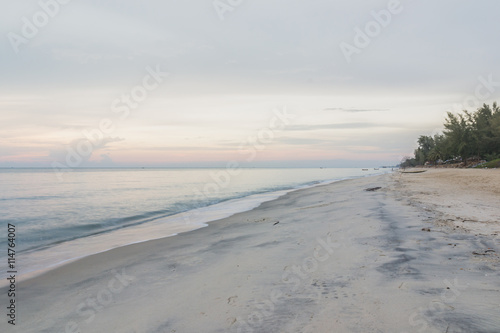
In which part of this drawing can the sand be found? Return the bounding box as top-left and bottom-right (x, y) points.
(1, 170), (499, 332)
(395, 168), (500, 236)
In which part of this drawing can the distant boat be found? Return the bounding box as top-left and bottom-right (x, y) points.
(362, 168), (369, 171)
(374, 168), (379, 170)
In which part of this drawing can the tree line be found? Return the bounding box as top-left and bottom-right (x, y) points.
(402, 103), (500, 167)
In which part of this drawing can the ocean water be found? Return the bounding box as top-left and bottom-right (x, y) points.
(0, 167), (389, 280)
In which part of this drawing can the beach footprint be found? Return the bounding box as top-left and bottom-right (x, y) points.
(311, 276), (354, 300)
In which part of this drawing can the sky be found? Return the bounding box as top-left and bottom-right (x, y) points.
(1, 0), (500, 168)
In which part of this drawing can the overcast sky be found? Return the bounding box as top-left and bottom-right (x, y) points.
(1, 0), (499, 168)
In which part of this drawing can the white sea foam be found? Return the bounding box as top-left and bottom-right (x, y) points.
(0, 167), (390, 284)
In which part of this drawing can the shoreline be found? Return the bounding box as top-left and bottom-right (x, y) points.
(2, 170), (499, 332)
(3, 172), (386, 286)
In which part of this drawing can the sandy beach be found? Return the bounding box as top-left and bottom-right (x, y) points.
(2, 170), (499, 333)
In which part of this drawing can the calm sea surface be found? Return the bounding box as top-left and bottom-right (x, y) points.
(0, 167), (389, 280)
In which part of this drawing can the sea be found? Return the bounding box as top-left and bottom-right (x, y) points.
(0, 167), (390, 282)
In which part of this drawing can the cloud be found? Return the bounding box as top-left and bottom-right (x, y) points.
(48, 136), (124, 164)
(286, 122), (392, 131)
(96, 153), (115, 166)
(273, 137), (332, 145)
(2, 1), (500, 166)
(93, 137), (125, 150)
(323, 108), (389, 113)
(132, 146), (232, 152)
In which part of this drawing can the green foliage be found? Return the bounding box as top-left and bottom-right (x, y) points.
(443, 111), (476, 165)
(400, 156), (417, 169)
(411, 103), (500, 166)
(429, 134), (450, 162)
(414, 135), (435, 165)
(475, 158), (500, 168)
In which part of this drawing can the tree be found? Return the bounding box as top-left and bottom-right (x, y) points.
(429, 134), (450, 163)
(472, 104), (493, 157)
(487, 102), (500, 159)
(443, 111), (475, 166)
(414, 135), (435, 165)
(409, 103), (500, 166)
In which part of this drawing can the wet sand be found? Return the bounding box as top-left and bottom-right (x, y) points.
(2, 171), (499, 332)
